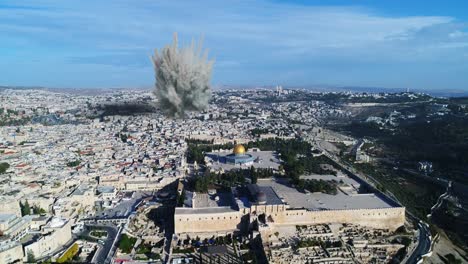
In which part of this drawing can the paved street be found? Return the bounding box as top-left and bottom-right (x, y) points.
(406, 223), (431, 264)
(95, 191), (153, 220)
(83, 224), (119, 264)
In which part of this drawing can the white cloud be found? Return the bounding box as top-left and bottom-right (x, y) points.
(0, 0), (460, 55)
(0, 0), (467, 88)
(449, 30), (468, 38)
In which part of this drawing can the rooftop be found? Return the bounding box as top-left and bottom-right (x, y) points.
(175, 207), (237, 215)
(246, 184), (284, 205)
(32, 215), (50, 222)
(46, 217), (67, 228)
(72, 185), (92, 195)
(0, 213), (16, 223)
(184, 191), (234, 208)
(257, 179), (395, 211)
(97, 185), (115, 193)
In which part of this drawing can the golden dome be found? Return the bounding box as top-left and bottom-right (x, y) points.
(233, 144), (246, 155)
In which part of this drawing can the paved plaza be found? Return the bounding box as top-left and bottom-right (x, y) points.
(206, 150), (281, 171)
(257, 179), (393, 210)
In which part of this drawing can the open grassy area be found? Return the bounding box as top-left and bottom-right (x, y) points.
(135, 243), (161, 260)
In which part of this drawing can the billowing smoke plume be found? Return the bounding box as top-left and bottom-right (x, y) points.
(151, 33), (214, 118)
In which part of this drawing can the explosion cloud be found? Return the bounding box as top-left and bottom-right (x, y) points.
(151, 33), (214, 118)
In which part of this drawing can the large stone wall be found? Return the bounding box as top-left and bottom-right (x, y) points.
(0, 242), (23, 264)
(175, 210), (243, 234)
(23, 221), (72, 260)
(174, 206), (405, 234)
(274, 207), (405, 231)
(245, 204), (288, 215)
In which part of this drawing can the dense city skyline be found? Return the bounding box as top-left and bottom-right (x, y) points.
(1, 0), (467, 90)
(2, 87), (467, 263)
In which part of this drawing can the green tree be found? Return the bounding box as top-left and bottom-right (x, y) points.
(66, 160), (81, 167)
(250, 166), (258, 184)
(278, 165), (284, 173)
(20, 200), (31, 216)
(26, 250), (35, 263)
(0, 162), (9, 174)
(118, 234), (137, 253)
(177, 190), (186, 207)
(33, 205), (47, 214)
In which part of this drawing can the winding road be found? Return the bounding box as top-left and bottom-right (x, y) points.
(405, 222), (431, 264)
(83, 224), (120, 264)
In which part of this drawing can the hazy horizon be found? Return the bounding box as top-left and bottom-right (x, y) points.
(3, 83), (468, 98)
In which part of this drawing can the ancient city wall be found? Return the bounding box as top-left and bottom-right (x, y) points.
(274, 207), (405, 231)
(244, 204), (288, 215)
(175, 206), (405, 234)
(175, 210), (242, 234)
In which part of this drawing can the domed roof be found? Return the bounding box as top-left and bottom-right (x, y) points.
(233, 144), (246, 155)
(257, 191), (267, 204)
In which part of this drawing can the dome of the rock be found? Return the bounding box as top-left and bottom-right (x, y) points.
(233, 144), (246, 155)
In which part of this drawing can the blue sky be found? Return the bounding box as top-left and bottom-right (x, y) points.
(1, 0), (467, 90)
